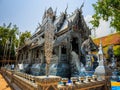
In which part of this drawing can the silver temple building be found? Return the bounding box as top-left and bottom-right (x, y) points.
(17, 7), (97, 78)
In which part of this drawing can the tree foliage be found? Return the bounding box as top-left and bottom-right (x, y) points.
(0, 23), (31, 61)
(19, 31), (31, 46)
(91, 0), (120, 31)
(114, 45), (120, 59)
(0, 23), (19, 60)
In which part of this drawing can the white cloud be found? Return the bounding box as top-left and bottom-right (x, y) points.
(84, 15), (93, 29)
(84, 15), (115, 38)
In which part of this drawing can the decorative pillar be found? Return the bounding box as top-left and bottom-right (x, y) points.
(41, 50), (44, 63)
(44, 18), (55, 77)
(35, 76), (61, 90)
(94, 41), (112, 90)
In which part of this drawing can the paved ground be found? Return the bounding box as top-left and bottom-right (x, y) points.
(0, 73), (12, 90)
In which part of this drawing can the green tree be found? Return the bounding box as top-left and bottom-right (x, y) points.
(8, 25), (19, 60)
(19, 31), (31, 46)
(0, 23), (19, 61)
(91, 0), (120, 31)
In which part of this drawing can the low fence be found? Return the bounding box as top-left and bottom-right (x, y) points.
(1, 68), (37, 90)
(1, 67), (110, 90)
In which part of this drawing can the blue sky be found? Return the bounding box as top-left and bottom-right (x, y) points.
(0, 0), (113, 37)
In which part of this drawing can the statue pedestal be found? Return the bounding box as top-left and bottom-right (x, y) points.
(94, 60), (112, 90)
(35, 75), (61, 90)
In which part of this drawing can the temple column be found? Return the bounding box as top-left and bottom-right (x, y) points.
(33, 50), (35, 63)
(67, 37), (70, 63)
(31, 50), (34, 63)
(39, 48), (44, 63)
(58, 46), (61, 62)
(28, 50), (31, 63)
(23, 51), (26, 63)
(78, 34), (82, 56)
(39, 50), (41, 63)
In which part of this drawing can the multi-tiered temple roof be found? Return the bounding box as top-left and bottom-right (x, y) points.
(19, 6), (91, 50)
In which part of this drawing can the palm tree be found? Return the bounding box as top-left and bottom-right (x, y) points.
(8, 25), (19, 64)
(0, 23), (19, 66)
(0, 24), (10, 61)
(19, 31), (31, 46)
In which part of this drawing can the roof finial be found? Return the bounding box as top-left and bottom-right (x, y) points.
(42, 8), (47, 21)
(53, 7), (57, 16)
(80, 2), (84, 10)
(65, 4), (68, 14)
(55, 7), (57, 14)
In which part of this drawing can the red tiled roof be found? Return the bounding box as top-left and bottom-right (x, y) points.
(93, 32), (120, 47)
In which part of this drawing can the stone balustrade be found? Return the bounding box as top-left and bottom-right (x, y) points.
(0, 67), (110, 90)
(58, 76), (106, 90)
(1, 67), (37, 90)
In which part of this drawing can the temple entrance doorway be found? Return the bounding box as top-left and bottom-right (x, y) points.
(61, 46), (67, 61)
(71, 37), (79, 54)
